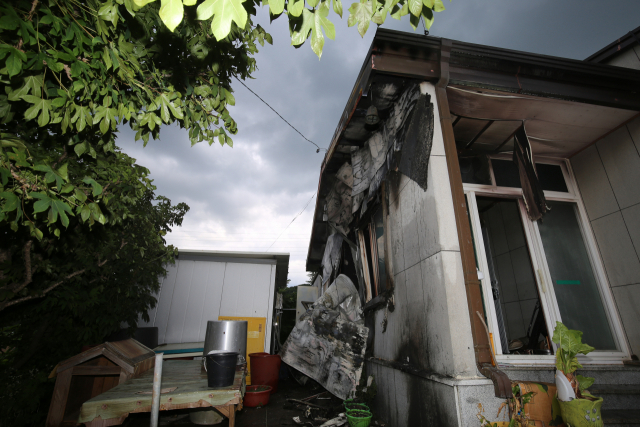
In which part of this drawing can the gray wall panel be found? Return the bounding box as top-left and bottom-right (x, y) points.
(612, 284), (640, 356)
(591, 212), (640, 288)
(596, 127), (640, 209)
(571, 115), (640, 357)
(571, 145), (619, 220)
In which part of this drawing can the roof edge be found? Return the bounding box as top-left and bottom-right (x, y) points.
(585, 25), (640, 63)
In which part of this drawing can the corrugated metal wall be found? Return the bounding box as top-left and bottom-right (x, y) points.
(139, 257), (276, 350)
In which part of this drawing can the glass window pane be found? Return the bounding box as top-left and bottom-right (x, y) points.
(537, 202), (616, 350)
(477, 197), (551, 354)
(492, 159), (521, 188)
(536, 163), (569, 192)
(373, 209), (387, 293)
(459, 155), (492, 185)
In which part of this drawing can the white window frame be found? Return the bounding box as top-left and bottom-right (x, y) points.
(464, 155), (630, 366)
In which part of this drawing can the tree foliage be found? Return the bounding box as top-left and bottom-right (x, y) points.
(135, 0), (447, 58)
(0, 0), (266, 249)
(0, 181), (188, 425)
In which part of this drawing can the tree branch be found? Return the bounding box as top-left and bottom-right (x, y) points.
(1, 241), (33, 293)
(0, 241), (127, 312)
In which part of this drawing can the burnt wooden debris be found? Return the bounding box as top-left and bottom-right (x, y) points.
(281, 309), (368, 400)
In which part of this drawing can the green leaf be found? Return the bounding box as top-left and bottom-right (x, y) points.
(74, 142), (88, 157)
(421, 6), (434, 29)
(332, 0), (343, 17)
(552, 322), (595, 375)
(183, 0), (198, 5)
(24, 98), (52, 126)
(390, 0), (408, 19)
(57, 164), (69, 182)
(33, 196), (52, 214)
(290, 9), (314, 46)
(576, 374), (595, 392)
(82, 177), (103, 196)
(269, 0), (285, 16)
(0, 167), (9, 186)
(51, 199), (73, 227)
(433, 0), (445, 12)
(347, 0), (374, 37)
(223, 89), (235, 106)
(159, 0), (184, 32)
(0, 15), (18, 30)
(199, 0), (248, 41)
(287, 0), (304, 17)
(32, 227), (43, 240)
(5, 48), (25, 78)
(0, 191), (19, 212)
(535, 383), (549, 394)
(8, 75), (44, 101)
(133, 0), (158, 6)
(80, 205), (91, 222)
(75, 188), (87, 203)
(0, 135), (26, 150)
(408, 0), (422, 17)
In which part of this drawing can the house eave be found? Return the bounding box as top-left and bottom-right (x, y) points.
(305, 28), (640, 272)
(585, 25), (640, 63)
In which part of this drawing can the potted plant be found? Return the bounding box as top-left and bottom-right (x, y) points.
(552, 322), (603, 427)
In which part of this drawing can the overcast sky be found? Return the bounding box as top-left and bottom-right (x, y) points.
(117, 0), (640, 287)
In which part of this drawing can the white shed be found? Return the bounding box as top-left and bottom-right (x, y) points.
(138, 250), (289, 356)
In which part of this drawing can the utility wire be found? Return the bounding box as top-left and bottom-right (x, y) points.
(235, 78), (326, 153)
(266, 192), (317, 251)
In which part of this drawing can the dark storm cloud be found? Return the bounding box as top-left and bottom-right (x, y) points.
(117, 0), (640, 285)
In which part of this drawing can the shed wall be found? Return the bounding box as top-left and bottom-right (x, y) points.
(139, 258), (276, 350)
(570, 115), (640, 356)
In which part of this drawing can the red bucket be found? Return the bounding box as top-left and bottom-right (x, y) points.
(249, 352), (281, 393)
(244, 385), (272, 407)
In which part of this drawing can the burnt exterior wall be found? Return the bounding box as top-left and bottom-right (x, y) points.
(363, 82), (481, 426)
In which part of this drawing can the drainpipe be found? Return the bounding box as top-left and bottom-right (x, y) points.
(434, 38), (512, 399)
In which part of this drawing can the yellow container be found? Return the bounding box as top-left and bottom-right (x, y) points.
(218, 316), (266, 385)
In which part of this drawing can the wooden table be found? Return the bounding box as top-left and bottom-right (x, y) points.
(79, 360), (245, 427)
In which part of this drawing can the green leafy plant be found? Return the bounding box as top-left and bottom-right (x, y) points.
(132, 0), (449, 59)
(552, 322), (595, 398)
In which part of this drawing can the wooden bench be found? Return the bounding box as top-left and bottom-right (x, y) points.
(78, 360), (245, 426)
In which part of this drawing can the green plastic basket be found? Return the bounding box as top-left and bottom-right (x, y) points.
(346, 409), (372, 427)
(343, 398), (355, 408)
(344, 402), (369, 412)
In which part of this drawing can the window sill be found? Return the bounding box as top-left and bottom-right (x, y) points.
(363, 294), (386, 313)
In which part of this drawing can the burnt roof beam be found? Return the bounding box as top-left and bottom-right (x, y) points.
(464, 120), (494, 149)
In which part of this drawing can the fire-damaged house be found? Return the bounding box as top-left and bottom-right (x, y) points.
(296, 28), (640, 425)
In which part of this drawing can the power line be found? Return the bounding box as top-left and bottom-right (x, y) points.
(235, 78), (326, 153)
(266, 192), (317, 251)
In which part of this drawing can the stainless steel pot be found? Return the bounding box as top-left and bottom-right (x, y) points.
(203, 320), (248, 364)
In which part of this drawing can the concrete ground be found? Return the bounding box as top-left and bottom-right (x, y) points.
(121, 377), (387, 427)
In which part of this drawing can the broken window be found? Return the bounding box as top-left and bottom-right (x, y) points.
(476, 196), (551, 355)
(357, 206), (388, 302)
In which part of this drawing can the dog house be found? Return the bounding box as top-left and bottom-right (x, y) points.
(46, 339), (155, 427)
